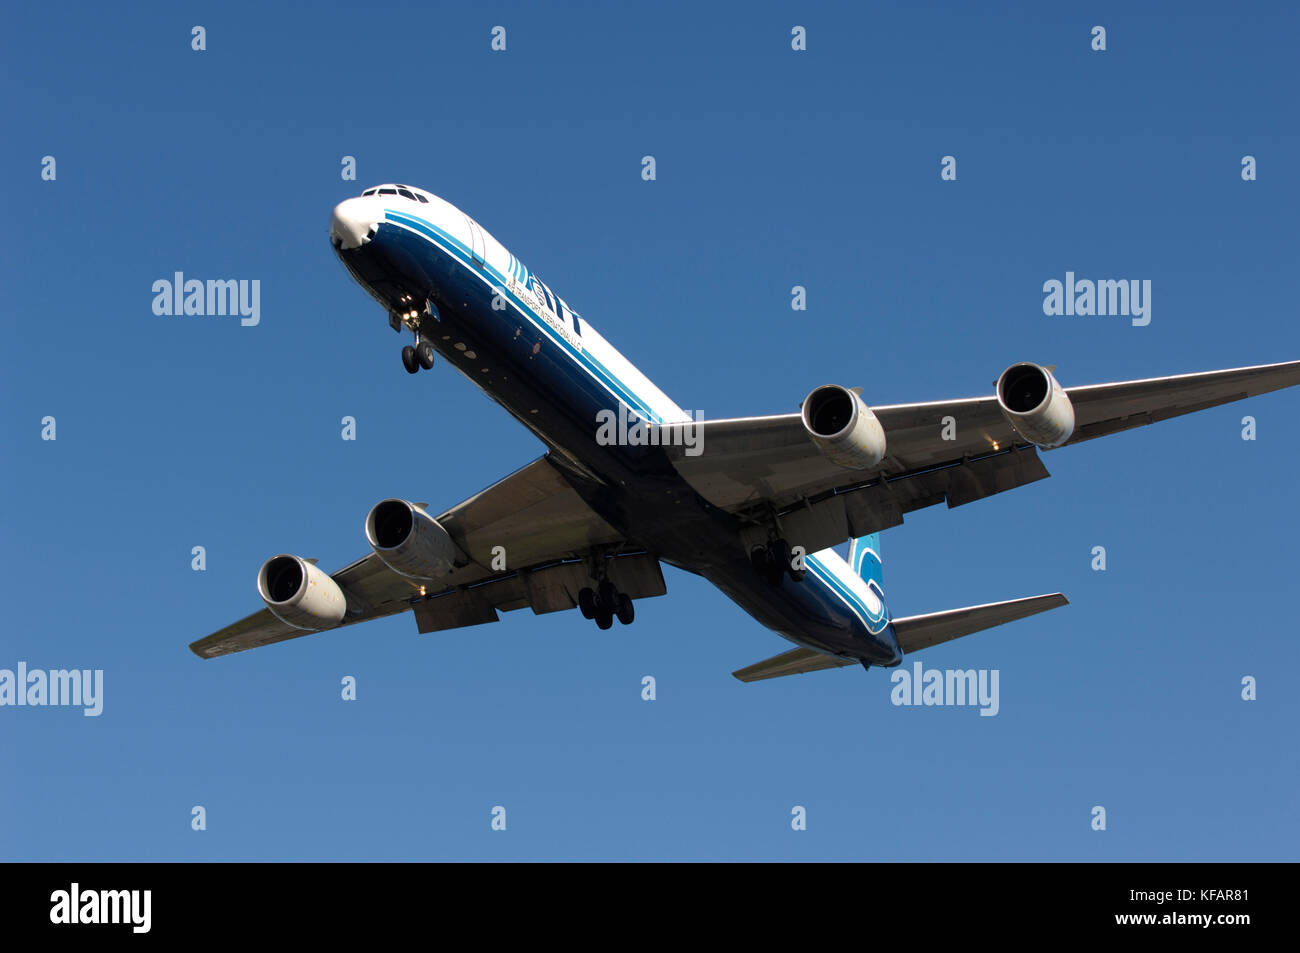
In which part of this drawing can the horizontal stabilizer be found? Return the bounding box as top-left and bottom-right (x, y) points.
(892, 593), (1068, 654)
(732, 646), (856, 682)
(732, 592), (1067, 682)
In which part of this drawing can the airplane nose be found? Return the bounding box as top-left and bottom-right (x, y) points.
(330, 197), (380, 250)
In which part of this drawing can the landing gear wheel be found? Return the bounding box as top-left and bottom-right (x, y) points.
(788, 566), (807, 583)
(401, 345), (419, 374)
(597, 579), (617, 611)
(595, 609), (614, 630)
(416, 342), (435, 370)
(578, 587), (596, 620)
(615, 593), (635, 625)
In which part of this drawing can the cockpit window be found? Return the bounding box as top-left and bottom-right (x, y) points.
(366, 184), (430, 202)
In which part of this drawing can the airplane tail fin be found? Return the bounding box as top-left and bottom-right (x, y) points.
(847, 533), (883, 589)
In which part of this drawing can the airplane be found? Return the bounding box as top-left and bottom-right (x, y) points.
(190, 182), (1300, 681)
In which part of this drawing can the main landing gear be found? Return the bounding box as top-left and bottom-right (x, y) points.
(578, 578), (635, 630)
(751, 537), (806, 587)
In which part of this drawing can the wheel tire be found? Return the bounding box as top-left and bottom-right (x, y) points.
(401, 345), (419, 374)
(578, 587), (596, 620)
(615, 593), (635, 625)
(595, 610), (614, 631)
(597, 579), (617, 611)
(416, 342), (435, 370)
(788, 568), (806, 583)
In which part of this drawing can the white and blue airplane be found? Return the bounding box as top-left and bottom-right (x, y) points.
(192, 184), (1300, 681)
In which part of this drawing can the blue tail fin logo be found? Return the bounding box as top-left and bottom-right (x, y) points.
(848, 533), (883, 589)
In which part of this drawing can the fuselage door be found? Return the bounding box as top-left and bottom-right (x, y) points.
(464, 215), (486, 268)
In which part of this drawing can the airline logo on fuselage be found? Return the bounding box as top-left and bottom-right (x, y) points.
(507, 273), (582, 352)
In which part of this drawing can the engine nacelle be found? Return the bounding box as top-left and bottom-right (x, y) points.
(801, 384), (887, 470)
(996, 362), (1075, 449)
(256, 554), (347, 631)
(365, 498), (459, 580)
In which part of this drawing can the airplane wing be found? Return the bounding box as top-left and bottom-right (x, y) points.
(671, 361), (1300, 555)
(732, 593), (1068, 682)
(190, 454), (663, 659)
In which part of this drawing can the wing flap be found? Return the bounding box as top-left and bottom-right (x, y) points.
(414, 589), (501, 634)
(739, 445), (1050, 558)
(410, 553), (667, 634)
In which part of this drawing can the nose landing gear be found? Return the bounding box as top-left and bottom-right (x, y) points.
(401, 339), (435, 374)
(393, 302), (437, 374)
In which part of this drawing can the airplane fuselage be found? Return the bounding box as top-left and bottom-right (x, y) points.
(331, 187), (901, 667)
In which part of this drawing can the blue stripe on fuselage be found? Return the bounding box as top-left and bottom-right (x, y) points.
(381, 209), (665, 425)
(788, 556), (900, 663)
(805, 555), (889, 634)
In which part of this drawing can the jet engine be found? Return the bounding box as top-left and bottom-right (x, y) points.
(364, 499), (460, 580)
(995, 362), (1075, 449)
(801, 384), (887, 469)
(256, 554), (347, 630)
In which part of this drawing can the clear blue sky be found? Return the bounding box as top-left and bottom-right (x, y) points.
(2, 0), (1296, 860)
